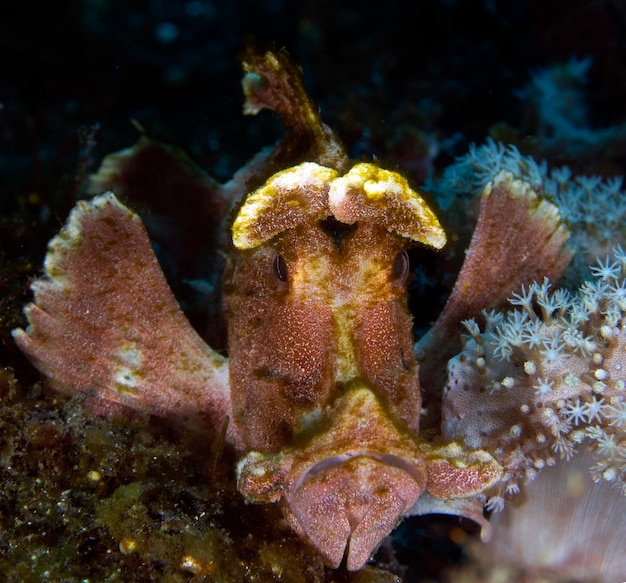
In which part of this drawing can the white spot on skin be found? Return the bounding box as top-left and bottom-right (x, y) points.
(112, 342), (144, 394)
(113, 366), (141, 393)
(363, 177), (402, 201)
(327, 178), (351, 221)
(252, 466), (267, 478)
(117, 343), (143, 368)
(273, 162), (331, 192)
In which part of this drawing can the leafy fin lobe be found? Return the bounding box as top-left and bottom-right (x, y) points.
(13, 193), (241, 448)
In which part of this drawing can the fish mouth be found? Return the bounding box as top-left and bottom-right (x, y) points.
(237, 383), (503, 570)
(236, 383), (430, 570)
(285, 452), (427, 570)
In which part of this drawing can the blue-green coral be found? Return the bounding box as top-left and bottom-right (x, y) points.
(520, 57), (626, 156)
(429, 138), (626, 260)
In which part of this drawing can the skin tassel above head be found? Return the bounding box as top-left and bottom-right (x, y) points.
(12, 48), (576, 572)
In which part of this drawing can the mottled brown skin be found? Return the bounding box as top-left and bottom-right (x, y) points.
(223, 161), (509, 570)
(225, 218), (419, 452)
(225, 225), (337, 450)
(12, 195), (235, 441)
(224, 161), (506, 570)
(347, 225), (421, 434)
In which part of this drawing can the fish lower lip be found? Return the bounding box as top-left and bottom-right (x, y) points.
(285, 454), (428, 570)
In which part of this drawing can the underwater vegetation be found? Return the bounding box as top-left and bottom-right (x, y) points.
(3, 8), (626, 582)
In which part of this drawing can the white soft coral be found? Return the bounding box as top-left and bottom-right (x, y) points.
(444, 248), (626, 500)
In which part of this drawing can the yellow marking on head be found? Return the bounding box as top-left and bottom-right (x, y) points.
(232, 163), (337, 249)
(233, 161), (446, 250)
(329, 163), (447, 249)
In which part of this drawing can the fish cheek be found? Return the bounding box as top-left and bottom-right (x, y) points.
(340, 227), (422, 432)
(226, 246), (335, 451)
(354, 299), (422, 433)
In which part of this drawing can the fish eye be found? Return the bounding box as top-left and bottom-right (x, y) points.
(273, 252), (288, 282)
(392, 250), (409, 284)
